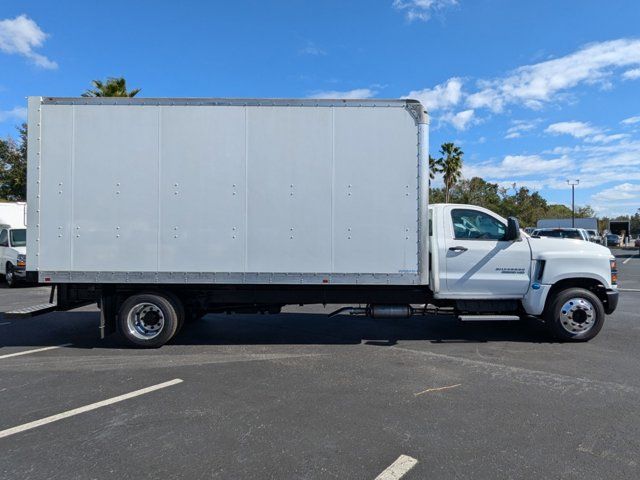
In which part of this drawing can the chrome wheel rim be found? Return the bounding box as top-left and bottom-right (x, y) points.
(126, 302), (165, 340)
(559, 297), (596, 334)
(6, 270), (13, 285)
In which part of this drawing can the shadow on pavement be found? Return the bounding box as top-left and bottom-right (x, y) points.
(0, 309), (553, 350)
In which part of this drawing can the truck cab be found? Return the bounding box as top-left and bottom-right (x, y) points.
(429, 204), (618, 341)
(0, 226), (27, 287)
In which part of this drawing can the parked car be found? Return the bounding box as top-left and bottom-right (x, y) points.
(606, 233), (622, 246)
(532, 228), (590, 241)
(634, 235), (640, 248)
(585, 229), (603, 244)
(0, 227), (27, 287)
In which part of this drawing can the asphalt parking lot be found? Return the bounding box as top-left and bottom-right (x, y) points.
(0, 248), (638, 479)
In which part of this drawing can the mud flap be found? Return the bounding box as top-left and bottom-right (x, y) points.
(99, 293), (117, 339)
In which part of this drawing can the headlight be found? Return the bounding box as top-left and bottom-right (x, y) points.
(17, 254), (26, 267)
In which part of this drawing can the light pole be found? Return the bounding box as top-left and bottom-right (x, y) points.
(567, 179), (579, 227)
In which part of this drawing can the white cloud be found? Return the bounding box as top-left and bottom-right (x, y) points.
(309, 88), (377, 99)
(392, 0), (458, 22)
(592, 183), (639, 203)
(621, 115), (640, 125)
(587, 133), (629, 144)
(405, 77), (463, 111)
(403, 39), (640, 134)
(464, 154), (573, 179)
(545, 121), (629, 144)
(545, 121), (599, 139)
(622, 68), (640, 80)
(441, 109), (475, 130)
(299, 41), (326, 56)
(466, 39), (640, 112)
(505, 119), (541, 139)
(0, 106), (27, 123)
(0, 14), (57, 69)
(462, 134), (640, 205)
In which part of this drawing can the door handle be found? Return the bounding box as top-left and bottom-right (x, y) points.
(449, 246), (468, 252)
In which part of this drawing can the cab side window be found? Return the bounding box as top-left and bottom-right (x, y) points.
(451, 209), (506, 240)
(0, 229), (8, 247)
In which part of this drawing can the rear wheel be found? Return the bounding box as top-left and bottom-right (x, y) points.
(117, 293), (182, 348)
(544, 288), (605, 342)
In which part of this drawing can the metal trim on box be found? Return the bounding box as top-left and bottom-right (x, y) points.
(41, 97), (413, 109)
(38, 271), (420, 285)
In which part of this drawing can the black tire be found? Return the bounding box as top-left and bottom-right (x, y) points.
(5, 264), (18, 288)
(117, 293), (181, 348)
(162, 291), (186, 333)
(544, 288), (605, 342)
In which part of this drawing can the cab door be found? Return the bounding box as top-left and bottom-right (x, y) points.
(443, 206), (531, 297)
(0, 229), (8, 275)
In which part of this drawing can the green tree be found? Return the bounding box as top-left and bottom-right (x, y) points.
(500, 187), (549, 227)
(541, 204), (574, 219)
(575, 205), (596, 218)
(82, 77), (141, 97)
(434, 142), (463, 203)
(428, 155), (439, 181)
(0, 123), (27, 201)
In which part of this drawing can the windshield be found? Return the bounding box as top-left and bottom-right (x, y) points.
(10, 229), (26, 247)
(586, 230), (597, 236)
(536, 229), (582, 239)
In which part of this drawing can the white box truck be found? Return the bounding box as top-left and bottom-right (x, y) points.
(15, 97), (618, 346)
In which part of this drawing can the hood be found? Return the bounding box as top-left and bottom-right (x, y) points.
(13, 246), (26, 255)
(527, 237), (613, 260)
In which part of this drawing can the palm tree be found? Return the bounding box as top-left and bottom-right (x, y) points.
(82, 77), (141, 97)
(437, 142), (464, 203)
(428, 155), (439, 181)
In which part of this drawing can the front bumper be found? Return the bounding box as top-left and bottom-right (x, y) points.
(604, 289), (619, 314)
(14, 266), (26, 278)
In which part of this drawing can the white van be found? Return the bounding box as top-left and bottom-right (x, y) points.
(0, 226), (27, 287)
(0, 202), (27, 287)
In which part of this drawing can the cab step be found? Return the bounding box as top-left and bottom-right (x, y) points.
(4, 303), (57, 319)
(458, 314), (520, 322)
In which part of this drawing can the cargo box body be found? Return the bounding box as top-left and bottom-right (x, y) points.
(27, 97), (429, 285)
(0, 202), (26, 229)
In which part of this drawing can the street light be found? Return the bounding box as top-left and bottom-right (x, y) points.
(567, 179), (580, 227)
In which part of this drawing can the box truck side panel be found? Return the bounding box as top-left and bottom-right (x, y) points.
(246, 106), (333, 273)
(159, 106), (247, 272)
(72, 105), (160, 271)
(30, 98), (424, 284)
(39, 105), (73, 270)
(332, 107), (418, 274)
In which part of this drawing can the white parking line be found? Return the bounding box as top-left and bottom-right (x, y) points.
(622, 254), (637, 265)
(0, 378), (183, 439)
(0, 322), (10, 326)
(0, 343), (72, 360)
(375, 455), (418, 480)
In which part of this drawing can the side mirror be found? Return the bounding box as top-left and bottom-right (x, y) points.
(504, 217), (521, 241)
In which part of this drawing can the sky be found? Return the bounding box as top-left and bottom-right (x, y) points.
(1, 0), (639, 217)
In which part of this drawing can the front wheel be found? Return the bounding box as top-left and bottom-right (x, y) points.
(5, 264), (18, 288)
(544, 288), (605, 342)
(117, 293), (182, 348)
